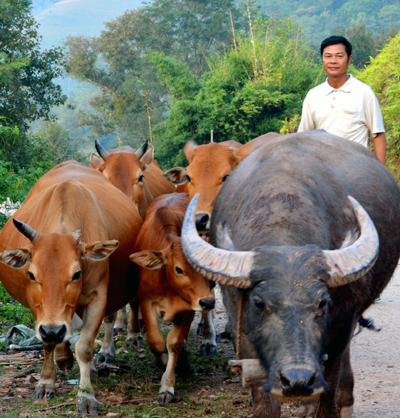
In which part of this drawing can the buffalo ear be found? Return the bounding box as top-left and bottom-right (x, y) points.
(163, 167), (188, 185)
(130, 250), (166, 270)
(0, 247), (32, 268)
(83, 240), (119, 261)
(90, 154), (105, 171)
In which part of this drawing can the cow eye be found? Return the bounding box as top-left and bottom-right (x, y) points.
(222, 174), (229, 183)
(138, 175), (144, 183)
(185, 175), (191, 183)
(28, 271), (36, 281)
(72, 271), (82, 281)
(175, 266), (183, 275)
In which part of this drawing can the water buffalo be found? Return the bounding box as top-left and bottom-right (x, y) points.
(181, 130), (400, 418)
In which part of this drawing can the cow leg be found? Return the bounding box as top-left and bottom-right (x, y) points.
(142, 303), (167, 367)
(95, 313), (116, 365)
(34, 343), (57, 400)
(251, 385), (281, 418)
(159, 311), (195, 404)
(126, 296), (144, 349)
(114, 306), (127, 335)
(55, 340), (74, 370)
(337, 344), (354, 418)
(199, 288), (217, 356)
(76, 296), (107, 415)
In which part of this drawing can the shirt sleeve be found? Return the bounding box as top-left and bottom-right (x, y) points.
(364, 88), (385, 136)
(298, 94), (315, 132)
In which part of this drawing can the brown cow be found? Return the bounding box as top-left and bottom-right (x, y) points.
(0, 162), (142, 414)
(163, 134), (280, 353)
(90, 140), (176, 350)
(129, 193), (214, 403)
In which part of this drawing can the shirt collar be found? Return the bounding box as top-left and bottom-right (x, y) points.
(324, 74), (354, 95)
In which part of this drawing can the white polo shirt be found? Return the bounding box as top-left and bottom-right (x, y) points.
(298, 75), (385, 147)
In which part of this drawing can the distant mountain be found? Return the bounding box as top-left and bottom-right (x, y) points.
(32, 0), (143, 50)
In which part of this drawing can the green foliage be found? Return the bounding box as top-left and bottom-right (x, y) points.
(357, 33), (400, 176)
(151, 17), (323, 168)
(63, 0), (254, 148)
(0, 0), (66, 133)
(0, 284), (34, 330)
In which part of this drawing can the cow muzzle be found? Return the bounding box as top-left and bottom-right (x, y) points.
(195, 213), (210, 232)
(38, 324), (69, 344)
(199, 297), (215, 311)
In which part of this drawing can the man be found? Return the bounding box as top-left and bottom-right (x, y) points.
(298, 35), (386, 165)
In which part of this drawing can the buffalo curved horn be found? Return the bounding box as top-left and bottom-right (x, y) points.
(95, 140), (109, 161)
(181, 194), (255, 289)
(135, 140), (149, 159)
(13, 219), (39, 244)
(323, 196), (379, 288)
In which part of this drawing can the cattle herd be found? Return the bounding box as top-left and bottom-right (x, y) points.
(0, 130), (399, 418)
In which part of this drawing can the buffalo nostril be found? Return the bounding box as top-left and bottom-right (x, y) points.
(199, 297), (215, 310)
(195, 213), (210, 231)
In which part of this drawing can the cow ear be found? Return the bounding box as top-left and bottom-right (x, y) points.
(139, 146), (153, 170)
(0, 247), (32, 269)
(184, 139), (198, 162)
(163, 167), (188, 185)
(130, 250), (166, 270)
(90, 154), (105, 171)
(83, 240), (119, 261)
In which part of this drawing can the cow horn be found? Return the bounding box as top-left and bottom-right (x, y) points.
(13, 219), (39, 244)
(182, 194), (255, 289)
(323, 196), (379, 288)
(135, 140), (148, 159)
(95, 140), (109, 161)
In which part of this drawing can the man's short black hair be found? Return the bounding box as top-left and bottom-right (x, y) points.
(320, 36), (352, 58)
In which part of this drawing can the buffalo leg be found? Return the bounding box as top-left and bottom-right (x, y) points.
(337, 344), (354, 418)
(126, 296), (144, 349)
(316, 361), (341, 418)
(251, 385), (281, 418)
(159, 311), (195, 404)
(76, 290), (107, 415)
(95, 313), (116, 365)
(34, 343), (57, 400)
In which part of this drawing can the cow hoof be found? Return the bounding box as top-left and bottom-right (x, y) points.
(200, 342), (217, 356)
(34, 383), (55, 400)
(340, 405), (354, 418)
(126, 335), (145, 350)
(158, 390), (174, 404)
(56, 355), (74, 370)
(294, 401), (316, 418)
(216, 331), (231, 341)
(113, 325), (126, 336)
(78, 395), (99, 415)
(95, 352), (115, 365)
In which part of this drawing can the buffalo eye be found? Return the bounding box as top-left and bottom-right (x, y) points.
(222, 174), (229, 183)
(138, 174), (144, 183)
(28, 271), (36, 281)
(185, 174), (191, 183)
(175, 266), (183, 275)
(316, 298), (329, 317)
(253, 296), (265, 311)
(72, 271), (82, 281)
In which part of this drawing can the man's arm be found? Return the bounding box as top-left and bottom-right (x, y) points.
(373, 133), (386, 165)
(297, 96), (315, 132)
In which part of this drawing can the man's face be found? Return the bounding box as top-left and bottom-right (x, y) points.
(322, 43), (352, 78)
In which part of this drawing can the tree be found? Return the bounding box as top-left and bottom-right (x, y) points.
(150, 17), (323, 168)
(0, 0), (66, 167)
(357, 33), (400, 177)
(63, 0), (255, 148)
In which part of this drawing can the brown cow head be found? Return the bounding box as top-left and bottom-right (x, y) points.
(0, 220), (119, 345)
(164, 140), (243, 233)
(130, 237), (214, 312)
(90, 141), (153, 212)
